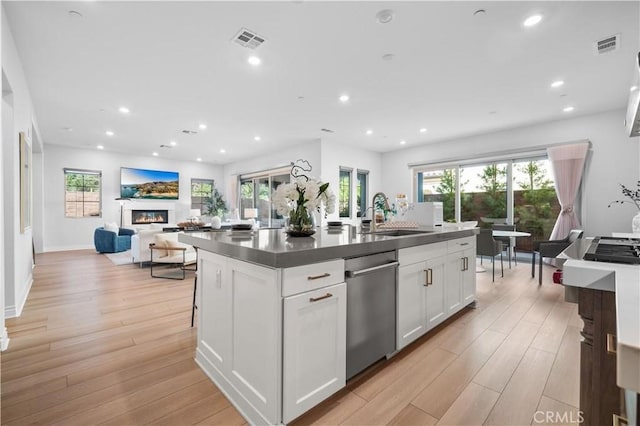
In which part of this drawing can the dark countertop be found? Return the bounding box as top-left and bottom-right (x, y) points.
(180, 226), (479, 268)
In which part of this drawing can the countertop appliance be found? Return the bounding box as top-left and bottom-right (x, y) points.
(404, 202), (444, 227)
(583, 236), (640, 264)
(344, 251), (398, 380)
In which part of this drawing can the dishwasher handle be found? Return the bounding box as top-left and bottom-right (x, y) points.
(345, 261), (399, 278)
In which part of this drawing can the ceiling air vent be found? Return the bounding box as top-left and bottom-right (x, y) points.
(232, 28), (266, 49)
(595, 34), (620, 54)
(181, 130), (198, 135)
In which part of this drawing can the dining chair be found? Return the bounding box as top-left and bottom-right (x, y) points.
(532, 229), (583, 285)
(492, 223), (517, 268)
(476, 229), (504, 282)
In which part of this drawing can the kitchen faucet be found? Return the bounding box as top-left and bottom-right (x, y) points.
(371, 192), (391, 232)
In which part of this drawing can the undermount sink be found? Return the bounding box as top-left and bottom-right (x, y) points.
(363, 229), (432, 237)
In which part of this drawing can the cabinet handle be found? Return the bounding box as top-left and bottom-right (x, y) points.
(307, 272), (331, 280)
(459, 242), (470, 246)
(424, 268), (433, 286)
(309, 293), (333, 302)
(606, 333), (617, 355)
(612, 414), (628, 426)
(465, 257), (469, 271)
(460, 258), (465, 271)
(216, 269), (222, 288)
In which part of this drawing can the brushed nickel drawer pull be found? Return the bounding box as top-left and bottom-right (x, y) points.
(307, 272), (331, 280)
(459, 242), (470, 246)
(612, 414), (628, 426)
(424, 268), (433, 286)
(606, 333), (617, 355)
(464, 257), (469, 271)
(309, 293), (332, 302)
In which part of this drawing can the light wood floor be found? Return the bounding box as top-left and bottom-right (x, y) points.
(2, 250), (580, 425)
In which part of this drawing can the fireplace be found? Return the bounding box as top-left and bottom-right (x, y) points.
(131, 210), (169, 225)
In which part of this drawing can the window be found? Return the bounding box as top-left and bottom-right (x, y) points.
(356, 170), (368, 217)
(191, 178), (214, 214)
(239, 167), (290, 227)
(64, 168), (101, 218)
(413, 153), (560, 246)
(339, 168), (352, 218)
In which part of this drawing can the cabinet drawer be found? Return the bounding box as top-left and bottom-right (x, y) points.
(282, 259), (344, 297)
(399, 242), (446, 265)
(447, 236), (475, 253)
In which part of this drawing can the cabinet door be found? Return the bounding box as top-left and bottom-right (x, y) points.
(283, 283), (346, 424)
(445, 253), (464, 315)
(461, 247), (476, 305)
(397, 261), (428, 349)
(197, 251), (230, 373)
(425, 257), (446, 330)
(227, 258), (281, 424)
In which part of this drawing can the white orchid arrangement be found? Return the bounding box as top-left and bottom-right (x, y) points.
(272, 160), (336, 229)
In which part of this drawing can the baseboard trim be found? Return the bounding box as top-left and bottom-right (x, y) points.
(6, 275), (33, 319)
(1, 327), (9, 351)
(43, 244), (94, 252)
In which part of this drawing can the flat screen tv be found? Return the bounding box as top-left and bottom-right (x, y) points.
(120, 167), (179, 200)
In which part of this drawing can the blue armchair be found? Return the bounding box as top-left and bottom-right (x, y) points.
(94, 227), (135, 253)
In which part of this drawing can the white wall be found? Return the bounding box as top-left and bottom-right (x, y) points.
(320, 140), (382, 224)
(2, 9), (43, 321)
(43, 145), (224, 251)
(381, 109), (640, 237)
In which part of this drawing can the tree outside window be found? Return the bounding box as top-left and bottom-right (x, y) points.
(339, 169), (352, 218)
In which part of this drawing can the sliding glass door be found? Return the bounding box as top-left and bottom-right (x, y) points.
(239, 169), (290, 228)
(415, 156), (560, 250)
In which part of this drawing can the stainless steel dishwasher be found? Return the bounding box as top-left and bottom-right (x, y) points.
(345, 251), (398, 379)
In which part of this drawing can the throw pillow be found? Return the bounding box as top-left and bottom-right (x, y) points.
(152, 234), (169, 257)
(164, 238), (186, 257)
(104, 222), (119, 234)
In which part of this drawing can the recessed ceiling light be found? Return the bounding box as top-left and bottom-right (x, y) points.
(118, 106), (130, 114)
(339, 94), (350, 103)
(63, 127), (73, 132)
(152, 152), (159, 156)
(473, 9), (486, 16)
(523, 14), (542, 27)
(419, 128), (427, 133)
(631, 86), (639, 92)
(68, 10), (83, 18)
(199, 124), (207, 130)
(563, 106), (575, 112)
(400, 140), (406, 145)
(375, 9), (394, 24)
(382, 53), (395, 61)
(254, 136), (261, 141)
(220, 149), (226, 154)
(248, 56), (261, 66)
(170, 140), (177, 146)
(105, 130), (114, 136)
(196, 157), (202, 162)
(366, 129), (373, 135)
(97, 145), (104, 150)
(550, 80), (564, 88)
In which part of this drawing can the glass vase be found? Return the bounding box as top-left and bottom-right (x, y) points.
(285, 206), (316, 237)
(633, 211), (640, 234)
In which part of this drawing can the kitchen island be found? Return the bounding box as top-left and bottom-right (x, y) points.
(561, 240), (640, 426)
(180, 226), (478, 425)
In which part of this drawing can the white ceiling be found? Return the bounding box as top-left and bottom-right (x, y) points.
(3, 1), (639, 165)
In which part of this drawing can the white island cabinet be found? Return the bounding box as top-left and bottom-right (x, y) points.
(196, 250), (345, 425)
(397, 236), (476, 350)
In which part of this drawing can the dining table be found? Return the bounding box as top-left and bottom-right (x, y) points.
(476, 229), (532, 273)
